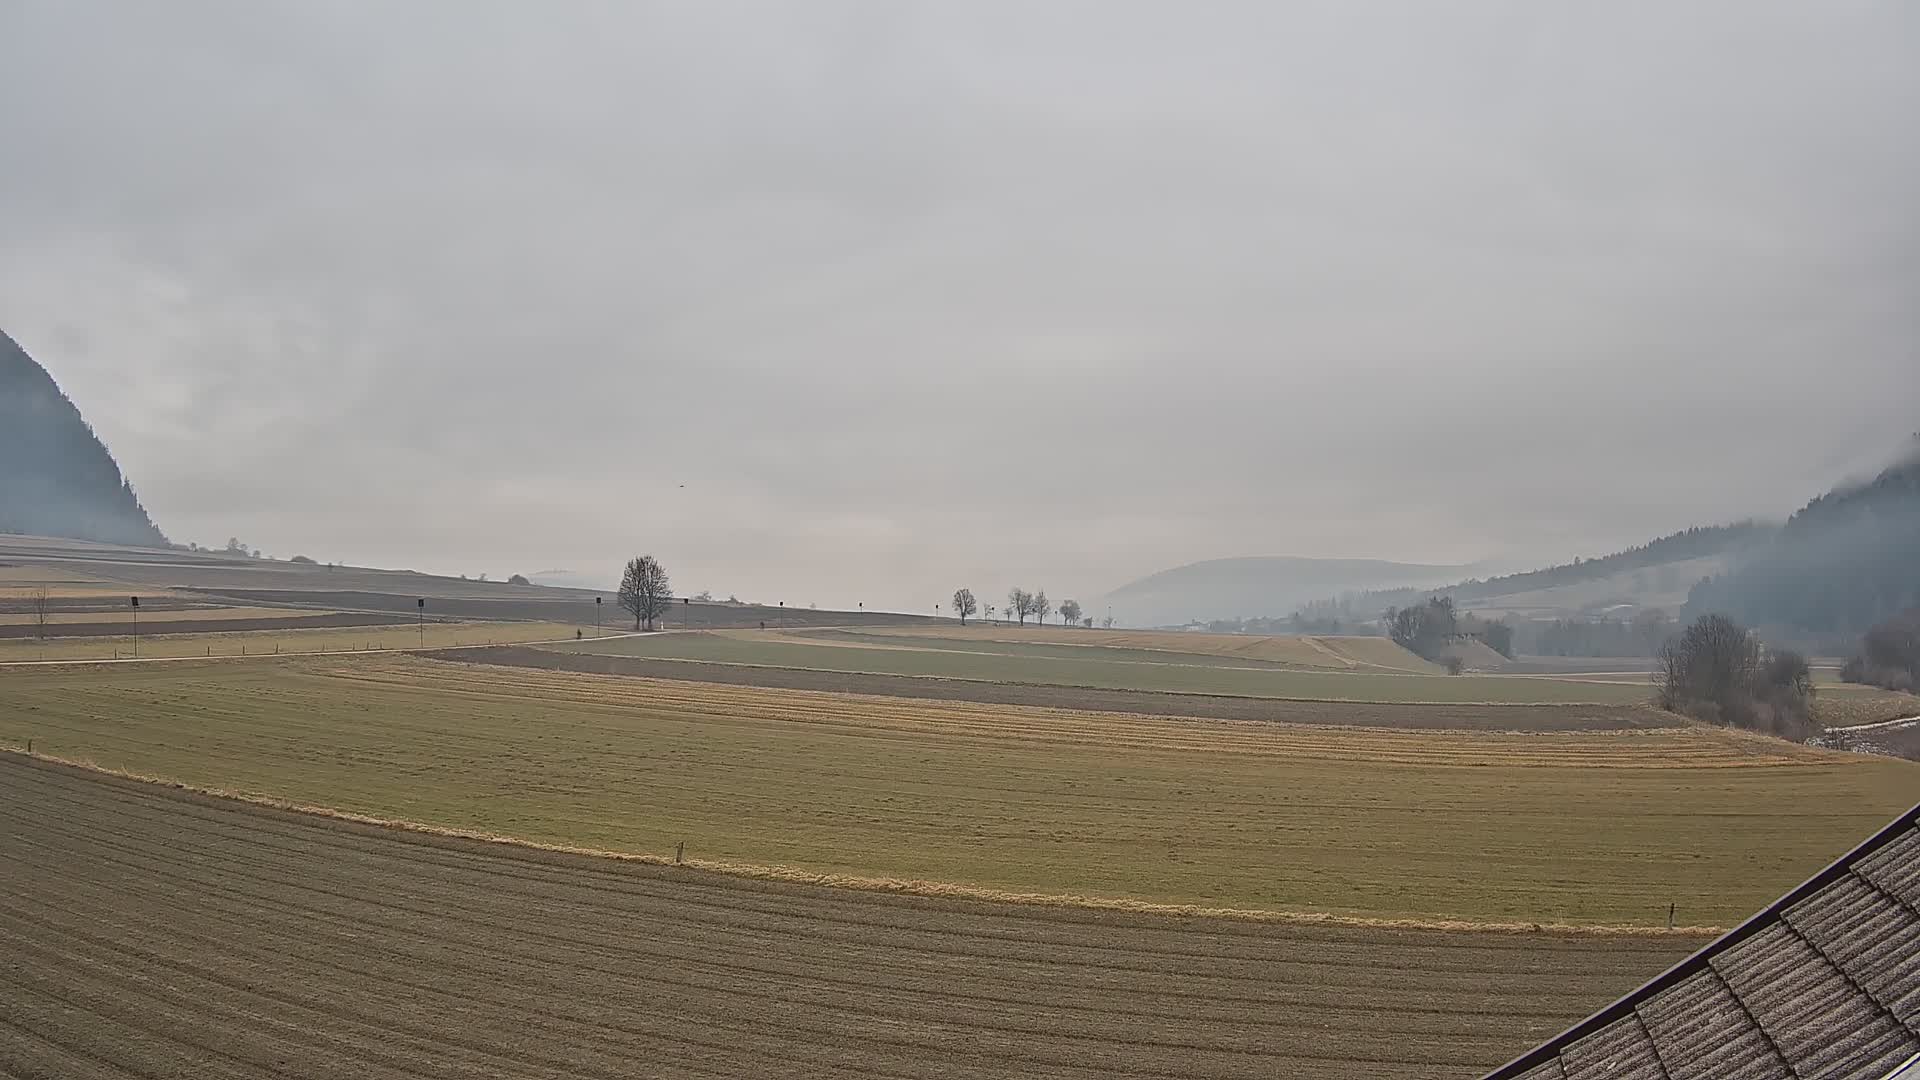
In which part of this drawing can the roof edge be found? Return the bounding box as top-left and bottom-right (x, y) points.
(1483, 801), (1920, 1079)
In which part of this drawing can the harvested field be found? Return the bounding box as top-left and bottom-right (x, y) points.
(0, 621), (582, 662)
(0, 755), (1704, 1079)
(546, 631), (1654, 704)
(4, 656), (1912, 925)
(0, 536), (932, 631)
(196, 587), (938, 630)
(1811, 686), (1920, 728)
(0, 605), (317, 625)
(0, 610), (415, 639)
(446, 645), (1681, 731)
(830, 625), (1444, 672)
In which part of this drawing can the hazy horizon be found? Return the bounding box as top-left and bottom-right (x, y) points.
(4, 1), (1916, 611)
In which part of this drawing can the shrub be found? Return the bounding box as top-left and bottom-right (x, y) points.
(1659, 614), (1817, 741)
(1842, 609), (1920, 694)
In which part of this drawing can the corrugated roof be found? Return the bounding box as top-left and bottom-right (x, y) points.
(1487, 804), (1920, 1080)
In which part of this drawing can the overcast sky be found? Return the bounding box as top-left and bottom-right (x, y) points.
(3, 1), (1916, 609)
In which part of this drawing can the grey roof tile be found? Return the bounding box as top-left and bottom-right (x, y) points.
(1560, 1012), (1665, 1079)
(1860, 829), (1920, 908)
(1786, 875), (1920, 1027)
(1715, 922), (1918, 1077)
(1637, 970), (1791, 1080)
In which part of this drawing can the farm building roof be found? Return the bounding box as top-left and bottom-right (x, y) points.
(1486, 802), (1920, 1080)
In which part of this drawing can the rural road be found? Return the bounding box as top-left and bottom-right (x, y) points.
(1829, 713), (1920, 733)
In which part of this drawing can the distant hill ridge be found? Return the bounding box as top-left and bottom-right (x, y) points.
(0, 329), (167, 547)
(1104, 555), (1475, 627)
(1292, 442), (1920, 648)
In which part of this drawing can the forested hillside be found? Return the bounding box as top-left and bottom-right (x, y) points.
(1687, 443), (1920, 643)
(1295, 523), (1770, 625)
(0, 329), (167, 547)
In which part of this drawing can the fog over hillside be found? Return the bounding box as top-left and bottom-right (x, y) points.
(1688, 439), (1920, 648)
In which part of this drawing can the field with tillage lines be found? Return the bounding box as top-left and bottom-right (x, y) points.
(0, 754), (1703, 1080)
(4, 655), (1912, 926)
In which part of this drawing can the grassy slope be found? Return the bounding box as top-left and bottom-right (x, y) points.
(548, 630), (1653, 704)
(3, 655), (1911, 926)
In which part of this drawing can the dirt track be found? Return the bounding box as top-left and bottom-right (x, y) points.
(0, 754), (1700, 1078)
(436, 645), (1680, 730)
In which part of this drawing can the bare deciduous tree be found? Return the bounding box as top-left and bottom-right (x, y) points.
(30, 584), (51, 634)
(951, 588), (977, 625)
(1059, 599), (1082, 626)
(1032, 590), (1051, 627)
(618, 555), (673, 631)
(30, 586), (51, 648)
(1658, 613), (1758, 712)
(1008, 587), (1032, 626)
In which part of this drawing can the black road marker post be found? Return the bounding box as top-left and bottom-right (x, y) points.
(130, 596), (140, 658)
(595, 596), (602, 638)
(417, 597), (426, 648)
(1668, 903), (1675, 929)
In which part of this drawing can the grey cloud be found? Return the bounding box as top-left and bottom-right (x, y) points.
(3, 0), (1916, 609)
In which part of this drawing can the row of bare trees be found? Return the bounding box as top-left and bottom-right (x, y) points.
(950, 587), (1087, 627)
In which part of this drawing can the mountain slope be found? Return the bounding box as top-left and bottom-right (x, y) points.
(1104, 555), (1473, 627)
(0, 330), (167, 547)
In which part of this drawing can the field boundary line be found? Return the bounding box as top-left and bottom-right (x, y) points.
(0, 748), (1725, 939)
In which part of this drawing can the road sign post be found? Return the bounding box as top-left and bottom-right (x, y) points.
(130, 596), (140, 658)
(417, 598), (425, 648)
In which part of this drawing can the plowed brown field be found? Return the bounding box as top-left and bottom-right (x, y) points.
(0, 754), (1701, 1079)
